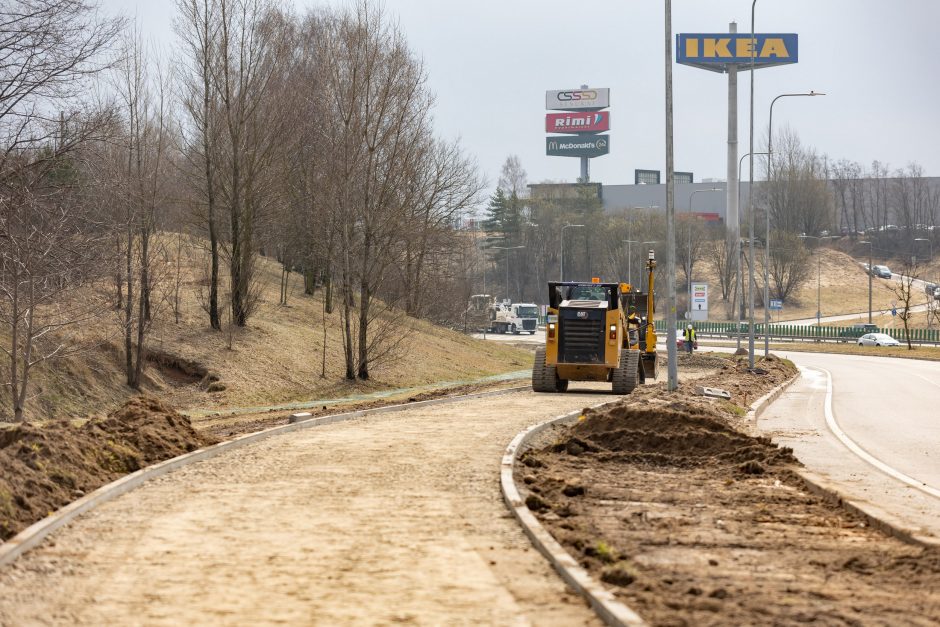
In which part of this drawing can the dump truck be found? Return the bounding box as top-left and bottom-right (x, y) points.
(532, 249), (657, 394)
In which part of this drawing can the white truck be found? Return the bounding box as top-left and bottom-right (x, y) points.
(487, 301), (540, 334)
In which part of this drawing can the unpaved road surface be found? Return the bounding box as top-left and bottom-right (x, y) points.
(521, 363), (940, 626)
(0, 389), (614, 625)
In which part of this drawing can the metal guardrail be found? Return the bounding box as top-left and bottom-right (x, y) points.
(655, 320), (940, 346)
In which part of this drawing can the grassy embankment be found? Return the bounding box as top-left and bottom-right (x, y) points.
(0, 234), (532, 424)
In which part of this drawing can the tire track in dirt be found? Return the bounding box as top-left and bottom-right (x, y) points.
(0, 389), (613, 625)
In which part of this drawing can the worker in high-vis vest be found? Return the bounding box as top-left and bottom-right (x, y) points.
(683, 324), (696, 354)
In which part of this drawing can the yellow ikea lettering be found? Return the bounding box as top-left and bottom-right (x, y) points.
(685, 38), (699, 57)
(704, 38), (732, 57)
(735, 37), (755, 58)
(760, 38), (789, 58)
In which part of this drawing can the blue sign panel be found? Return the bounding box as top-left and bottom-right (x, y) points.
(677, 33), (798, 72)
(769, 299), (783, 310)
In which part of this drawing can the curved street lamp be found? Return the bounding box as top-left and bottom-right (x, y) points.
(560, 224), (584, 281)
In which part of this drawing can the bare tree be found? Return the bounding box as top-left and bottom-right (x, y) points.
(110, 25), (174, 389)
(175, 0), (223, 330)
(764, 128), (833, 237)
(0, 0), (121, 420)
(497, 154), (527, 198)
(890, 261), (920, 350)
(761, 231), (812, 303)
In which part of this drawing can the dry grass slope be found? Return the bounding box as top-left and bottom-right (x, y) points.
(0, 234), (531, 422)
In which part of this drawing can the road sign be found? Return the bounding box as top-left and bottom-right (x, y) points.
(545, 135), (609, 158)
(690, 282), (708, 321)
(769, 299), (783, 310)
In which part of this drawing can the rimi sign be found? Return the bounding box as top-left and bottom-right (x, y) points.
(545, 111), (610, 133)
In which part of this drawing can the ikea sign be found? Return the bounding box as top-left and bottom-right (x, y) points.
(676, 33), (798, 71)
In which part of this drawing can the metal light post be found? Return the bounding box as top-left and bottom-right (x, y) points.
(799, 234), (827, 325)
(914, 237), (932, 264)
(766, 91), (825, 354)
(491, 245), (525, 301)
(737, 152), (767, 347)
(479, 235), (504, 339)
(560, 224), (584, 281)
(860, 240), (874, 323)
(687, 188), (721, 317)
(623, 239), (639, 286)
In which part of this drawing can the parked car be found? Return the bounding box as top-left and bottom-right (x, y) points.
(925, 281), (938, 296)
(871, 265), (892, 279)
(858, 333), (900, 347)
(838, 323), (879, 341)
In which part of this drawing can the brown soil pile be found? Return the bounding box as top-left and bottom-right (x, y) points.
(520, 361), (940, 625)
(0, 396), (215, 541)
(557, 403), (796, 470)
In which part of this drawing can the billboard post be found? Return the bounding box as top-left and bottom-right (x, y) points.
(676, 26), (798, 369)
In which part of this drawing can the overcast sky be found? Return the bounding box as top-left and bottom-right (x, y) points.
(101, 0), (940, 193)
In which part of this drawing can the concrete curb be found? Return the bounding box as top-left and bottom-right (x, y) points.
(0, 384), (529, 569)
(500, 402), (648, 627)
(746, 370), (800, 422)
(500, 372), (802, 627)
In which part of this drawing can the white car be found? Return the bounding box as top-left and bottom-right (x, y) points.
(858, 333), (900, 347)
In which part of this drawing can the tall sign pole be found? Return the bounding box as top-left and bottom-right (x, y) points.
(580, 84), (589, 182)
(664, 0), (678, 391)
(675, 29), (798, 366)
(726, 22), (740, 339)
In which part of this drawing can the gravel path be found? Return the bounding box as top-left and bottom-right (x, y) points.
(0, 389), (612, 625)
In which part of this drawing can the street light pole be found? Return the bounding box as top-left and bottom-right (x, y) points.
(560, 224), (584, 282)
(623, 239), (639, 286)
(766, 91), (826, 354)
(491, 245), (525, 302)
(860, 240), (873, 323)
(799, 234), (828, 325)
(737, 152), (767, 350)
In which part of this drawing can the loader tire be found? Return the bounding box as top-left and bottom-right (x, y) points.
(612, 350), (640, 395)
(532, 347), (567, 393)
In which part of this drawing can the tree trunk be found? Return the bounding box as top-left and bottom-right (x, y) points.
(125, 227), (135, 387)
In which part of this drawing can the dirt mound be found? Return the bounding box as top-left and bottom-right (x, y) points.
(556, 402), (796, 469)
(518, 357), (940, 625)
(676, 353), (729, 370)
(0, 396), (215, 541)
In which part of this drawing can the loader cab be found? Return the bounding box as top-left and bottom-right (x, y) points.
(548, 282), (619, 311)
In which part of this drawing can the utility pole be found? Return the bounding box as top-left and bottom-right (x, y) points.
(665, 0), (678, 390)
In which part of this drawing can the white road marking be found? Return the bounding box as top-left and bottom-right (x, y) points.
(911, 371), (940, 390)
(812, 365), (940, 500)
